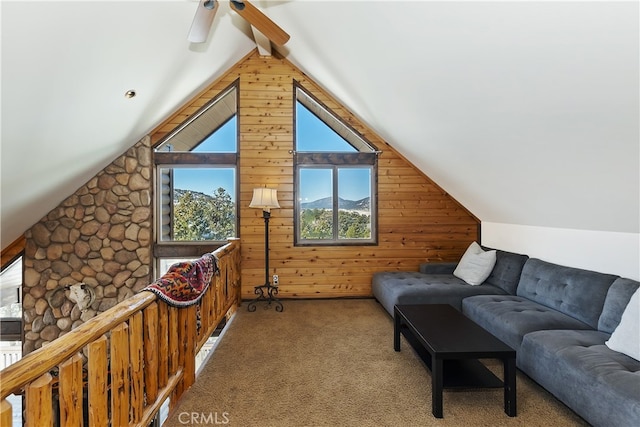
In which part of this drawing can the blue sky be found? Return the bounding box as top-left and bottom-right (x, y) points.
(171, 104), (371, 203)
(172, 168), (236, 199)
(296, 104), (357, 152)
(299, 168), (371, 202)
(172, 117), (237, 199)
(296, 104), (371, 201)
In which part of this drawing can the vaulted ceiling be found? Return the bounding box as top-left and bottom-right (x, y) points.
(2, 1), (638, 250)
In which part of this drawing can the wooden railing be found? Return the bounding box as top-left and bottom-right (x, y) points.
(0, 239), (241, 427)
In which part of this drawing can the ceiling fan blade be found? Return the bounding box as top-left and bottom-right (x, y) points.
(229, 0), (290, 46)
(188, 0), (219, 43)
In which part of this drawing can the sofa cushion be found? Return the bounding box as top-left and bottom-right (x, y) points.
(606, 287), (640, 361)
(453, 242), (496, 285)
(371, 271), (507, 316)
(461, 295), (592, 352)
(516, 258), (618, 329)
(481, 248), (529, 295)
(599, 277), (640, 333)
(519, 329), (640, 427)
(419, 262), (457, 275)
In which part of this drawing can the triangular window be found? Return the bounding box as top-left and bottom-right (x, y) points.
(295, 88), (375, 153)
(156, 85), (237, 153)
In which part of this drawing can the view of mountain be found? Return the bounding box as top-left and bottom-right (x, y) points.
(301, 197), (370, 211)
(174, 189), (369, 212)
(174, 189), (214, 202)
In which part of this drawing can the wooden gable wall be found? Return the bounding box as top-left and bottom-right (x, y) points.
(152, 50), (479, 299)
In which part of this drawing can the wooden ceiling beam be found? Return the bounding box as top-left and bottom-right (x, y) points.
(252, 26), (272, 56)
(230, 0), (290, 46)
(1, 235), (25, 269)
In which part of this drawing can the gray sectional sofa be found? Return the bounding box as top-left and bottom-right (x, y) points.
(372, 248), (640, 427)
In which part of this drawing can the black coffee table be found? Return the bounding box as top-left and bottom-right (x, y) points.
(394, 304), (516, 418)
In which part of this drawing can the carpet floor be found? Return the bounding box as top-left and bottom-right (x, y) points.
(164, 299), (588, 427)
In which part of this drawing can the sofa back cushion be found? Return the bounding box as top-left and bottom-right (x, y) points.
(598, 277), (640, 333)
(516, 258), (618, 329)
(481, 248), (529, 295)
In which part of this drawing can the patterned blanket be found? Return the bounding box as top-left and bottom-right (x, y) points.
(143, 253), (218, 307)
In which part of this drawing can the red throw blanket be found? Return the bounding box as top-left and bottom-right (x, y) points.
(143, 253), (218, 307)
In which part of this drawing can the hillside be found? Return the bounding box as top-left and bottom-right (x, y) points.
(301, 197), (370, 211)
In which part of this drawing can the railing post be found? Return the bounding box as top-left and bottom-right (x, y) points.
(129, 312), (145, 424)
(1, 398), (12, 427)
(25, 373), (54, 427)
(0, 239), (242, 427)
(179, 305), (197, 392)
(143, 303), (159, 404)
(110, 323), (130, 427)
(58, 353), (84, 427)
(168, 306), (180, 410)
(87, 335), (109, 427)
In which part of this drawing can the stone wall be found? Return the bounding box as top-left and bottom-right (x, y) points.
(22, 137), (153, 354)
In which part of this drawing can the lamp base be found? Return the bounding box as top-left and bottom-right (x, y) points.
(247, 283), (283, 312)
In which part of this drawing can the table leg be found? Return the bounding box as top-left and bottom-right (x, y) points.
(393, 309), (401, 351)
(504, 357), (517, 417)
(432, 357), (443, 418)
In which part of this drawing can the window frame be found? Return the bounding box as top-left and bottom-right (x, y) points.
(293, 82), (379, 246)
(155, 162), (238, 241)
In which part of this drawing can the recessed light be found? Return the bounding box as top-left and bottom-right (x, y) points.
(125, 90), (137, 99)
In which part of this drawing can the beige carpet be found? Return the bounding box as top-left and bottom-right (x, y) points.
(165, 299), (588, 427)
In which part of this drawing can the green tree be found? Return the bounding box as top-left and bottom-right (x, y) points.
(173, 188), (236, 241)
(174, 191), (211, 240)
(300, 209), (333, 239)
(300, 208), (371, 240)
(209, 187), (236, 240)
(339, 210), (371, 239)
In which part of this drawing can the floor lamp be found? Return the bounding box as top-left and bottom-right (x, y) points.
(247, 187), (283, 312)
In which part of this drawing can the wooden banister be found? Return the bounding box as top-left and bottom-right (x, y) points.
(0, 239), (241, 426)
(0, 292), (156, 398)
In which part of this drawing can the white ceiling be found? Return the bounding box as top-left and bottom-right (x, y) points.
(1, 0), (638, 250)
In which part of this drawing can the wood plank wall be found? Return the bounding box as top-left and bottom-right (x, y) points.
(151, 50), (479, 299)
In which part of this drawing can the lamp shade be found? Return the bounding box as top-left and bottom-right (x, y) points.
(249, 187), (280, 212)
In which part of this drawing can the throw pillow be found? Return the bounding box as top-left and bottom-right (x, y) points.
(606, 288), (640, 361)
(453, 241), (497, 286)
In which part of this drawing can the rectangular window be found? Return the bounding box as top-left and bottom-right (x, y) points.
(296, 164), (375, 245)
(158, 167), (236, 242)
(0, 256), (22, 322)
(299, 168), (334, 240)
(337, 168), (372, 240)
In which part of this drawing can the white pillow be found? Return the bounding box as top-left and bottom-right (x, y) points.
(453, 242), (497, 286)
(606, 288), (640, 361)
